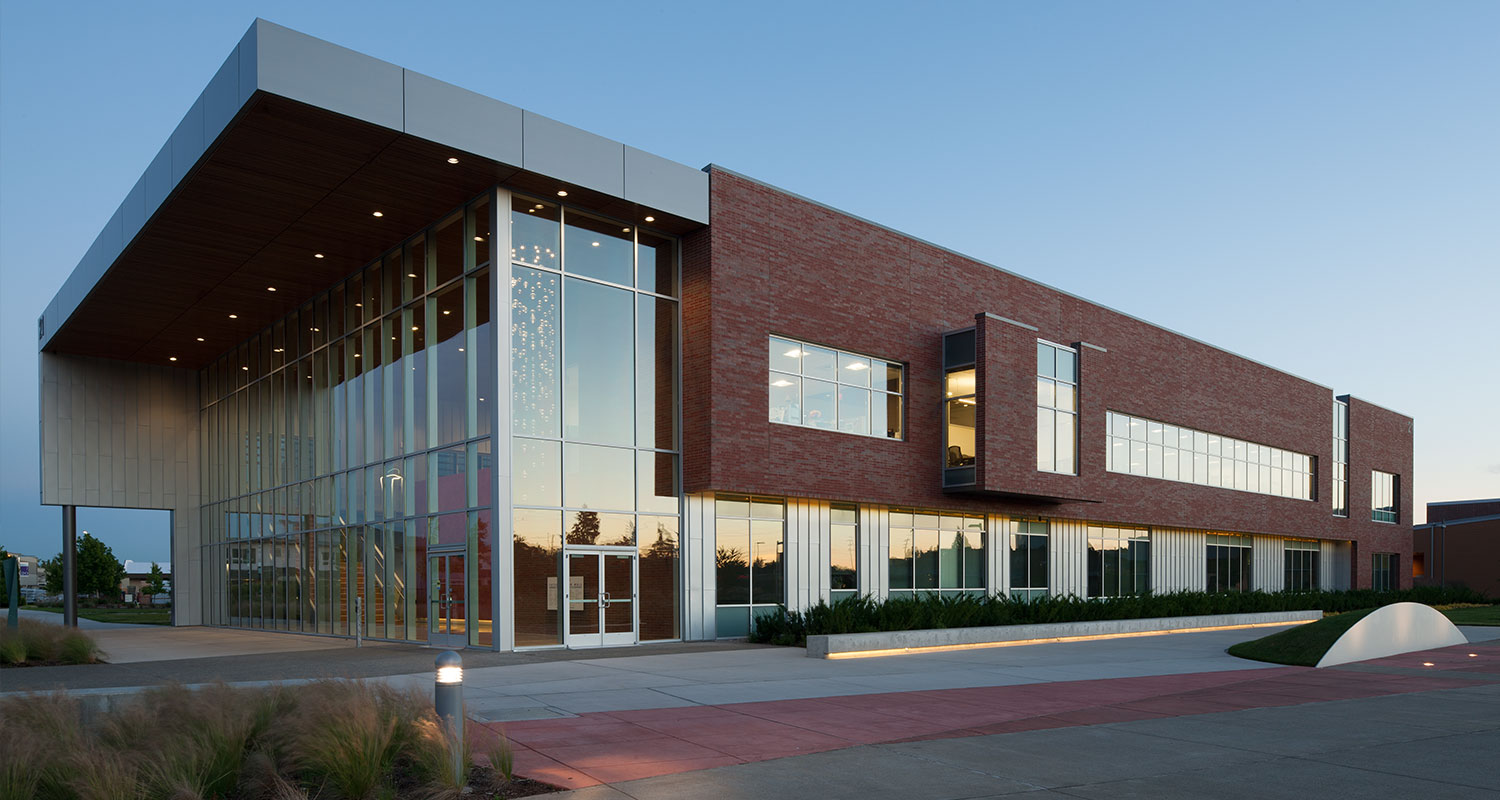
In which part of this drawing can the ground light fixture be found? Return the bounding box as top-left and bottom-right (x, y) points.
(434, 650), (464, 782)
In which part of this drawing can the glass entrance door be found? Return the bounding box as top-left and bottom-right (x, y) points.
(427, 553), (466, 647)
(565, 551), (636, 648)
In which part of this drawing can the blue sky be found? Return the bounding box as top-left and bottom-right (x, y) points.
(2, 0), (1497, 562)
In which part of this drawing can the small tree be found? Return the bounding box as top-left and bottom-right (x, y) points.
(148, 562), (168, 596)
(76, 533), (125, 600)
(42, 555), (64, 594)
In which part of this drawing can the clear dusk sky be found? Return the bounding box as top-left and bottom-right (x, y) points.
(2, 1), (1497, 563)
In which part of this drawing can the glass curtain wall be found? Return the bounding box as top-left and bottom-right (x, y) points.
(198, 193), (495, 645)
(715, 495), (784, 637)
(510, 195), (681, 647)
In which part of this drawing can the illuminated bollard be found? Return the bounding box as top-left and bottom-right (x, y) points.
(434, 650), (465, 783)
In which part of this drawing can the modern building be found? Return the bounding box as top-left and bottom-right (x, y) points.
(37, 20), (1414, 649)
(1413, 499), (1499, 597)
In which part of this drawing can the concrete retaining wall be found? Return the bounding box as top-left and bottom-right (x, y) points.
(804, 610), (1323, 658)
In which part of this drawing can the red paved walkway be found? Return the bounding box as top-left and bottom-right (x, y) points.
(474, 640), (1499, 790)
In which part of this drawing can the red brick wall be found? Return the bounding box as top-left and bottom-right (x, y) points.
(682, 168), (1413, 587)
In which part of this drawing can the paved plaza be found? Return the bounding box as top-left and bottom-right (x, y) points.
(4, 617), (1497, 797)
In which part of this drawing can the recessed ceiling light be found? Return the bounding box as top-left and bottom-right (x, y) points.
(411, 326), (418, 331)
(355, 302), (362, 307)
(591, 241), (600, 247)
(644, 216), (655, 222)
(354, 353), (361, 358)
(622, 227), (631, 233)
(372, 211), (384, 217)
(447, 157), (459, 164)
(474, 236), (484, 242)
(784, 348), (803, 358)
(771, 379), (792, 387)
(846, 363), (869, 371)
(442, 309), (451, 315)
(229, 314), (238, 319)
(408, 273), (417, 279)
(273, 348), (284, 353)
(196, 337), (205, 342)
(241, 366), (249, 371)
(314, 253), (324, 259)
(267, 287), (276, 292)
(169, 356), (178, 362)
(556, 190), (568, 197)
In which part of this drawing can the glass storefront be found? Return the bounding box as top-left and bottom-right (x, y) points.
(509, 195), (681, 648)
(198, 188), (682, 649)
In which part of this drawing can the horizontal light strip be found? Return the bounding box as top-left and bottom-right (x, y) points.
(823, 619), (1314, 660)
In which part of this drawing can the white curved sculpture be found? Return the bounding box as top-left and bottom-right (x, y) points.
(1316, 602), (1469, 668)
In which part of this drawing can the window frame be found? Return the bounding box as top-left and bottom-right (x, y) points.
(768, 335), (905, 440)
(1035, 340), (1078, 475)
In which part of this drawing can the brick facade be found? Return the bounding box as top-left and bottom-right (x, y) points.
(683, 167), (1412, 588)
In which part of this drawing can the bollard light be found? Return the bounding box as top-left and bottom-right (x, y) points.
(433, 650), (465, 784)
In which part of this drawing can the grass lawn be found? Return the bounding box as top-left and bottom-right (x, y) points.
(1227, 609), (1374, 666)
(22, 605), (171, 625)
(1442, 605), (1500, 626)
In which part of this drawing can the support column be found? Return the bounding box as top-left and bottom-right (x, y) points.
(62, 505), (78, 628)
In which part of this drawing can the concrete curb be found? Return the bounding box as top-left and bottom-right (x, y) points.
(805, 610), (1323, 658)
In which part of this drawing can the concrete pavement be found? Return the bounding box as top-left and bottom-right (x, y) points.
(549, 680), (1500, 799)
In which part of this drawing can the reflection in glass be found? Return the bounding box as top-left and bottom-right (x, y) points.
(837, 386), (870, 435)
(432, 282), (466, 446)
(564, 210), (633, 285)
(511, 267), (559, 437)
(564, 278), (634, 445)
(563, 443), (634, 511)
(513, 438), (561, 507)
(638, 516), (679, 640)
(511, 197), (559, 268)
(637, 295), (677, 450)
(830, 506), (857, 598)
(513, 509), (561, 647)
(637, 229), (677, 296)
(768, 374), (800, 425)
(803, 379), (836, 430)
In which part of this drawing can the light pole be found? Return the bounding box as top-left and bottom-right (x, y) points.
(434, 650), (465, 783)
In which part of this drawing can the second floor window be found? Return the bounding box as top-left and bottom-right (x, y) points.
(1037, 341), (1078, 474)
(769, 337), (904, 439)
(1372, 471), (1398, 523)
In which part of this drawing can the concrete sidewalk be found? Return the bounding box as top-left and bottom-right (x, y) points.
(551, 678), (1500, 799)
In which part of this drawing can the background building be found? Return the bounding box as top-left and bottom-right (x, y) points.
(1413, 499), (1499, 597)
(37, 20), (1414, 649)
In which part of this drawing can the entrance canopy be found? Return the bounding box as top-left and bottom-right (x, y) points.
(39, 18), (708, 370)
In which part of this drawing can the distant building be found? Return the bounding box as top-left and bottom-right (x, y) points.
(120, 561), (172, 599)
(8, 553), (43, 590)
(1413, 499), (1500, 597)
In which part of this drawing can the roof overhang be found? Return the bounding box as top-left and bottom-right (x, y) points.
(39, 19), (708, 370)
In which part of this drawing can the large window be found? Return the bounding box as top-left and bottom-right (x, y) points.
(1008, 520), (1049, 601)
(1332, 400), (1349, 517)
(1205, 534), (1252, 593)
(1036, 342), (1077, 474)
(769, 337), (903, 439)
(943, 329), (977, 487)
(715, 495), (784, 637)
(1106, 411), (1314, 501)
(1284, 540), (1320, 591)
(1372, 552), (1395, 591)
(1087, 526), (1150, 597)
(830, 504), (858, 602)
(510, 195), (682, 646)
(888, 511), (985, 595)
(1372, 471), (1398, 523)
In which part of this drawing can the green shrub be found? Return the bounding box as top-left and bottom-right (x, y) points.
(0, 636), (25, 665)
(749, 585), (1490, 645)
(58, 629), (102, 664)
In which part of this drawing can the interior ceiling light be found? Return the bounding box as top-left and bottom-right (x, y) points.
(771, 379), (793, 387)
(644, 216), (655, 222)
(228, 314), (238, 319)
(447, 157), (459, 164)
(241, 366), (249, 371)
(846, 362), (869, 371)
(784, 348), (804, 358)
(408, 273), (417, 278)
(591, 241), (600, 247)
(196, 337), (205, 342)
(169, 356), (178, 362)
(314, 253), (324, 259)
(622, 227), (631, 233)
(372, 211), (384, 217)
(273, 348), (284, 353)
(556, 190), (568, 197)
(267, 287), (276, 292)
(442, 309), (451, 315)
